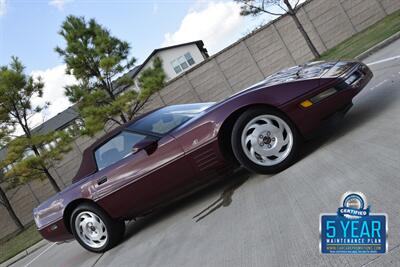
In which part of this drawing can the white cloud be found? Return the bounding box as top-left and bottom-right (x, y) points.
(0, 0), (7, 17)
(162, 1), (247, 54)
(30, 65), (77, 128)
(49, 0), (73, 10)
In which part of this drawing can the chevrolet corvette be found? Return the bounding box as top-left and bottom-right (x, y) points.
(33, 60), (372, 252)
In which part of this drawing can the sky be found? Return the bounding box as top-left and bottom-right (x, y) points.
(0, 0), (277, 127)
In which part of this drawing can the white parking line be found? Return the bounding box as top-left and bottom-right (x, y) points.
(369, 79), (388, 91)
(23, 243), (55, 267)
(367, 55), (400, 66)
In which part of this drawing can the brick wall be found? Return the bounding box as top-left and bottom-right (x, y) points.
(1, 0), (399, 240)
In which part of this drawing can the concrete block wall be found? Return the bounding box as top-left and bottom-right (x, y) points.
(0, 204), (19, 239)
(341, 0), (387, 32)
(305, 0), (356, 49)
(1, 0), (399, 240)
(380, 0), (400, 14)
(0, 179), (53, 240)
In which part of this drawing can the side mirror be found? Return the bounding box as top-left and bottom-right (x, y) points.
(132, 139), (158, 155)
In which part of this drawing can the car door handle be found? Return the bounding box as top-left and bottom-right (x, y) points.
(97, 176), (108, 185)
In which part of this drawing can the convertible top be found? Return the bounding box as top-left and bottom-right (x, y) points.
(72, 109), (159, 183)
(71, 103), (210, 183)
(72, 125), (122, 183)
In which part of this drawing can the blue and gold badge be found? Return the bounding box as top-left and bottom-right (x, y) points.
(320, 192), (387, 254)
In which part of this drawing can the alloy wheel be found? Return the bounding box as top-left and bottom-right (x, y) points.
(240, 114), (294, 166)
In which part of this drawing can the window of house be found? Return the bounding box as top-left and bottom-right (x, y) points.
(134, 79), (140, 90)
(75, 119), (85, 131)
(2, 164), (13, 174)
(171, 59), (182, 74)
(184, 52), (195, 66)
(178, 56), (188, 70)
(171, 52), (196, 75)
(44, 143), (51, 151)
(22, 149), (35, 159)
(49, 141), (57, 149)
(63, 125), (73, 135)
(94, 131), (146, 170)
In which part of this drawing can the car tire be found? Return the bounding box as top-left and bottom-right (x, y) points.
(231, 107), (301, 174)
(70, 203), (125, 253)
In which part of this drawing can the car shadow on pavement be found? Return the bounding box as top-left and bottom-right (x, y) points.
(192, 170), (250, 222)
(299, 81), (399, 160)
(122, 169), (251, 241)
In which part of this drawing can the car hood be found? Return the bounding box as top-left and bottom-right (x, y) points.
(248, 60), (356, 90)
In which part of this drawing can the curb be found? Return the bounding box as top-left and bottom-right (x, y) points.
(0, 240), (49, 267)
(356, 31), (400, 60)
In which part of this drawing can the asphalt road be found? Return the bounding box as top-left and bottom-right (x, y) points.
(12, 39), (400, 267)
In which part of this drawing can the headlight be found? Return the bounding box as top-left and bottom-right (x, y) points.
(344, 73), (359, 85)
(310, 88), (337, 103)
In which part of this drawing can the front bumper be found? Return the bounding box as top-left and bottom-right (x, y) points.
(284, 62), (373, 138)
(38, 219), (73, 242)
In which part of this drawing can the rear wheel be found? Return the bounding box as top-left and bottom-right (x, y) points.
(70, 203), (125, 253)
(231, 107), (301, 174)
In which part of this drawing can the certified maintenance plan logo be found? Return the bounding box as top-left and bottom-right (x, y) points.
(320, 192), (387, 254)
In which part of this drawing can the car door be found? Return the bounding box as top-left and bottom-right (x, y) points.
(93, 130), (196, 219)
(171, 117), (233, 181)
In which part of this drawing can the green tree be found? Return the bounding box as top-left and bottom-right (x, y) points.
(136, 56), (166, 111)
(0, 57), (72, 192)
(235, 0), (320, 57)
(55, 16), (164, 136)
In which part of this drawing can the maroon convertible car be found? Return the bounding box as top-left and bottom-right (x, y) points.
(34, 61), (372, 252)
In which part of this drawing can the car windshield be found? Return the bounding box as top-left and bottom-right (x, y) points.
(129, 103), (214, 135)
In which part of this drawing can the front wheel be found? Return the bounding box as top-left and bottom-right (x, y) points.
(70, 203), (125, 253)
(231, 107), (301, 174)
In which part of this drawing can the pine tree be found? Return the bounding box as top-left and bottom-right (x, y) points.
(0, 57), (72, 192)
(55, 16), (164, 136)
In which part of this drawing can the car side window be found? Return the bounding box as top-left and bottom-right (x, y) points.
(94, 131), (146, 170)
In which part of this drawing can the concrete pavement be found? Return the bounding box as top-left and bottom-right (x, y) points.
(11, 38), (400, 267)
